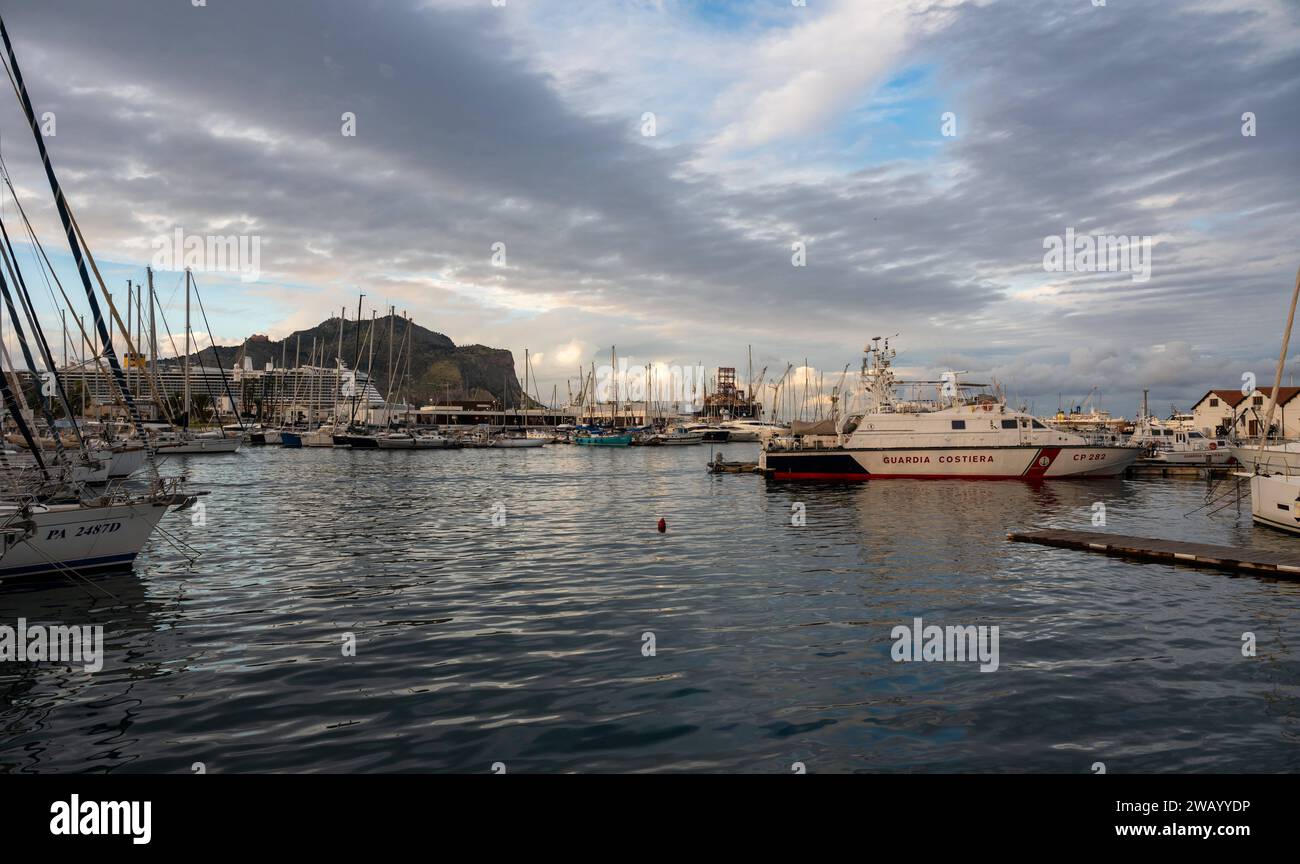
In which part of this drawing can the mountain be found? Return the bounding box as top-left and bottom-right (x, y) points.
(189, 315), (523, 406)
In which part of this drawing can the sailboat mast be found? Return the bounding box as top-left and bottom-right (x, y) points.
(126, 279), (133, 397)
(147, 266), (157, 389)
(1258, 267), (1300, 451)
(183, 268), (191, 426)
(336, 305), (344, 424)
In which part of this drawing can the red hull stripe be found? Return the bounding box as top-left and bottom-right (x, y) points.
(1022, 446), (1062, 478)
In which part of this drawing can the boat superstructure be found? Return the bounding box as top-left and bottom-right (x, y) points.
(1130, 415), (1234, 465)
(760, 337), (1142, 480)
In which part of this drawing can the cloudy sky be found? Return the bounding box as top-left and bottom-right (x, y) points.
(0, 0), (1297, 416)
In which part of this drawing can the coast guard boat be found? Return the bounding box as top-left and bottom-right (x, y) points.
(760, 337), (1143, 481)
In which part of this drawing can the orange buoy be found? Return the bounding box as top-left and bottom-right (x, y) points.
(657, 518), (666, 533)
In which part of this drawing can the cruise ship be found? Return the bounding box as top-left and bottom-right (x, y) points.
(760, 338), (1143, 481)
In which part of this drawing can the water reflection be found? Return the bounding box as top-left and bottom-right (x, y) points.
(2, 446), (1298, 772)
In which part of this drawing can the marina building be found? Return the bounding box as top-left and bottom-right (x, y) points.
(1192, 386), (1300, 438)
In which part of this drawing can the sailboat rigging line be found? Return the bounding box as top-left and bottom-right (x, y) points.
(12, 526), (122, 598)
(0, 338), (48, 476)
(0, 215), (85, 459)
(150, 522), (201, 564)
(188, 273), (244, 432)
(0, 161), (137, 422)
(380, 315), (410, 425)
(0, 18), (159, 480)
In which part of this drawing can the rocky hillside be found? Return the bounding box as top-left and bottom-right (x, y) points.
(193, 315), (523, 405)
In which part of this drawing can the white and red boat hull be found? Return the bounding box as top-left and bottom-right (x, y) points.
(761, 444), (1141, 481)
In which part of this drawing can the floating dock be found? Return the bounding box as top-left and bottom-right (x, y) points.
(1007, 528), (1300, 579)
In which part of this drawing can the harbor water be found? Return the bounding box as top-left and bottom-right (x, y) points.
(2, 444), (1297, 773)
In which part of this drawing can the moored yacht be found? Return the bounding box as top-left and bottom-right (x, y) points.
(301, 424), (337, 447)
(153, 430), (242, 454)
(651, 426), (705, 445)
(760, 337), (1143, 481)
(1130, 415), (1234, 465)
(719, 418), (789, 442)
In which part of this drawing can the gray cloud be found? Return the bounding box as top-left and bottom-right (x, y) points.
(0, 0), (1295, 415)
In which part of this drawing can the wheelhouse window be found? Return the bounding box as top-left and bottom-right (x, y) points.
(1031, 419), (1047, 429)
(951, 420), (966, 430)
(1001, 419), (1017, 429)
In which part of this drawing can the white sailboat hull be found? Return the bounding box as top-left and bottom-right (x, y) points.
(1231, 445), (1300, 474)
(1249, 473), (1300, 534)
(100, 446), (149, 479)
(1, 453), (110, 485)
(302, 428), (336, 447)
(0, 500), (169, 582)
(490, 437), (546, 448)
(156, 436), (242, 454)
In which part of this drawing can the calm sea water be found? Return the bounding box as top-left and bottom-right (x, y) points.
(2, 443), (1298, 773)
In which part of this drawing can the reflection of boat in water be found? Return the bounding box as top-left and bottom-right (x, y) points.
(761, 337), (1142, 481)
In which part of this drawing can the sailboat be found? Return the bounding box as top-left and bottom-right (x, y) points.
(0, 14), (196, 583)
(1235, 268), (1300, 534)
(152, 270), (241, 454)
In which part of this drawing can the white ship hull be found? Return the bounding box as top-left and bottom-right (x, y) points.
(1249, 473), (1300, 535)
(1, 452), (110, 485)
(490, 437), (546, 448)
(0, 500), (169, 582)
(653, 433), (705, 445)
(1147, 448), (1235, 466)
(302, 427), (337, 447)
(1231, 445), (1300, 474)
(100, 446), (149, 479)
(761, 444), (1141, 480)
(156, 436), (242, 454)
